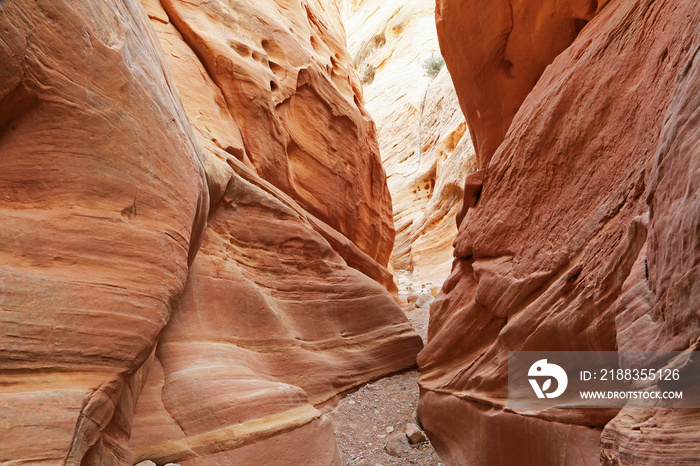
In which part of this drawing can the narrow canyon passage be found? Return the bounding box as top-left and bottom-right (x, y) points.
(322, 3), (473, 463)
(1, 0), (699, 465)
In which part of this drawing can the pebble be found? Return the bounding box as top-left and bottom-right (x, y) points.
(384, 432), (410, 457)
(349, 400), (356, 405)
(386, 426), (394, 433)
(404, 422), (428, 444)
(414, 293), (434, 309)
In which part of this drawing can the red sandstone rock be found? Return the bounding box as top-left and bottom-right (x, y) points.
(155, 0), (395, 268)
(420, 0), (700, 464)
(0, 0), (422, 464)
(0, 1), (208, 464)
(601, 21), (700, 464)
(126, 0), (422, 463)
(435, 0), (601, 166)
(130, 169), (422, 464)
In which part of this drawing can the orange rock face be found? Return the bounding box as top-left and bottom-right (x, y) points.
(0, 1), (208, 464)
(129, 170), (421, 464)
(133, 0), (422, 463)
(1, 0), (421, 464)
(435, 0), (601, 165)
(420, 0), (700, 464)
(154, 0), (394, 269)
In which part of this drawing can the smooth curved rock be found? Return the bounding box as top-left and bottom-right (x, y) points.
(420, 0), (700, 464)
(435, 0), (601, 165)
(129, 1), (423, 463)
(130, 170), (422, 464)
(0, 0), (422, 464)
(0, 1), (208, 464)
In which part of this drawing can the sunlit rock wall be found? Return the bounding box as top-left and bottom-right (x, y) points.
(340, 0), (476, 290)
(0, 0), (422, 464)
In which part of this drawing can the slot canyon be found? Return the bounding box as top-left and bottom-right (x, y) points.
(0, 0), (698, 465)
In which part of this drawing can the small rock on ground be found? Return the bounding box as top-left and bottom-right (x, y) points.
(385, 433), (410, 457)
(404, 423), (428, 444)
(327, 306), (439, 465)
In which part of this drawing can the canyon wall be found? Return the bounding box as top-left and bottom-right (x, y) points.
(419, 0), (700, 464)
(0, 0), (422, 464)
(340, 0), (476, 291)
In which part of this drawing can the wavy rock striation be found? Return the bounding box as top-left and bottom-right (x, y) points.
(130, 0), (423, 464)
(420, 0), (700, 464)
(0, 1), (208, 464)
(0, 0), (422, 464)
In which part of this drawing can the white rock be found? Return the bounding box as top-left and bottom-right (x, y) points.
(386, 426), (395, 433)
(340, 1), (476, 285)
(415, 293), (434, 309)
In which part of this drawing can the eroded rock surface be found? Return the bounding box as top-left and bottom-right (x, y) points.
(0, 0), (422, 464)
(340, 0), (476, 289)
(435, 0), (601, 165)
(0, 1), (208, 464)
(153, 0), (395, 270)
(600, 20), (700, 465)
(420, 0), (700, 464)
(129, 0), (423, 464)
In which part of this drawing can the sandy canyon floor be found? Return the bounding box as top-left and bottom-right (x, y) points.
(328, 307), (441, 465)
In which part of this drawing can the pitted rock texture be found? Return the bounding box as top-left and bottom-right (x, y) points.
(340, 0), (476, 288)
(153, 0), (395, 270)
(0, 1), (208, 464)
(420, 0), (700, 464)
(0, 0), (422, 464)
(128, 0), (423, 464)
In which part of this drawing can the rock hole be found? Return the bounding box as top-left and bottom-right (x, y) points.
(372, 33), (386, 47)
(230, 41), (251, 58)
(502, 59), (516, 79)
(310, 35), (321, 51)
(121, 201), (137, 220)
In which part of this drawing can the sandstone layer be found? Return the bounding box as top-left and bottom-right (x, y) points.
(420, 0), (700, 464)
(340, 0), (476, 290)
(0, 0), (422, 464)
(600, 20), (700, 465)
(132, 0), (424, 464)
(150, 0), (395, 271)
(435, 0), (602, 165)
(0, 1), (208, 464)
